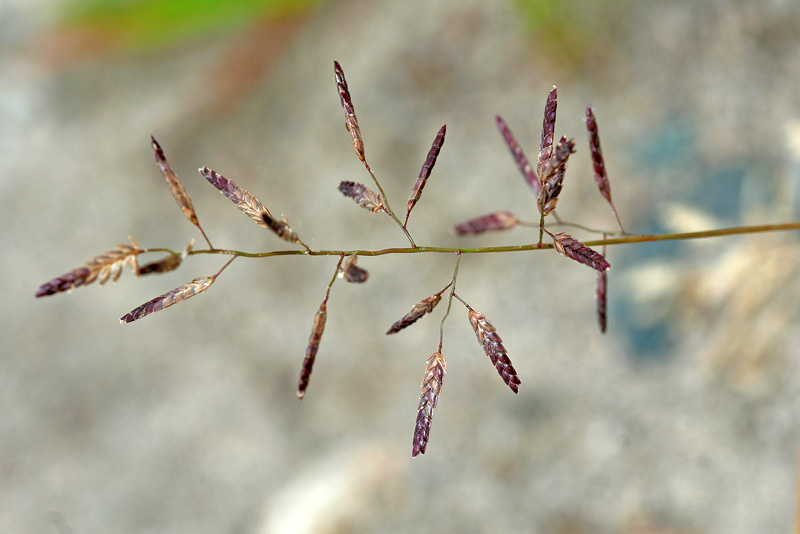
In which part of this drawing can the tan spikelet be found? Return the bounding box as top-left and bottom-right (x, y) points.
(120, 275), (216, 323)
(297, 301), (328, 399)
(341, 254), (368, 283)
(199, 167), (273, 229)
(551, 232), (610, 272)
(139, 239), (194, 276)
(468, 309), (521, 393)
(334, 60), (366, 163)
(412, 352), (446, 457)
(338, 181), (384, 213)
(36, 237), (143, 297)
(151, 136), (199, 227)
(386, 293), (442, 334)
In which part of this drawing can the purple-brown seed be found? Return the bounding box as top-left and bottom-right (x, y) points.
(467, 309), (521, 394)
(551, 232), (610, 272)
(297, 301), (328, 399)
(412, 351), (447, 457)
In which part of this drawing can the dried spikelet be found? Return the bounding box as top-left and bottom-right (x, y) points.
(538, 136), (576, 215)
(386, 293), (442, 334)
(261, 212), (302, 245)
(597, 270), (607, 333)
(120, 275), (216, 323)
(551, 232), (610, 272)
(412, 351), (447, 457)
(406, 124), (446, 224)
(139, 239), (194, 276)
(333, 60), (366, 163)
(586, 106), (612, 203)
(341, 254), (368, 283)
(495, 115), (540, 196)
(538, 86), (558, 175)
(338, 181), (384, 213)
(199, 167), (272, 229)
(452, 210), (518, 236)
(36, 238), (142, 297)
(151, 136), (200, 227)
(467, 309), (521, 393)
(297, 301), (328, 399)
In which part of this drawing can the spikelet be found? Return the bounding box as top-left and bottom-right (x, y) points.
(36, 238), (142, 297)
(297, 301), (328, 399)
(405, 124), (446, 224)
(412, 352), (447, 457)
(597, 270), (607, 333)
(538, 86), (558, 175)
(200, 167), (272, 228)
(120, 275), (216, 323)
(139, 239), (194, 276)
(452, 210), (518, 236)
(338, 181), (384, 213)
(386, 293), (442, 334)
(538, 136), (575, 215)
(261, 212), (302, 245)
(467, 309), (521, 393)
(333, 61), (366, 164)
(585, 106), (612, 204)
(151, 136), (200, 227)
(341, 254), (368, 283)
(495, 115), (540, 196)
(551, 232), (610, 272)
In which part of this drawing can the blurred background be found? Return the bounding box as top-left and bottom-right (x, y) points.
(3, 0), (800, 532)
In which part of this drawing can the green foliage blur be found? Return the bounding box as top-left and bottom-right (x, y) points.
(59, 0), (325, 51)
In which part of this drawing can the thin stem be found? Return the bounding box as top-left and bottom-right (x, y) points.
(214, 255), (238, 277)
(609, 202), (626, 234)
(323, 255), (346, 304)
(197, 224), (214, 250)
(177, 221), (800, 258)
(438, 252), (462, 352)
(537, 192), (546, 248)
(366, 166), (417, 248)
(519, 219), (626, 237)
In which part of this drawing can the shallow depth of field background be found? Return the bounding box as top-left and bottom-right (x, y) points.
(3, 1), (800, 533)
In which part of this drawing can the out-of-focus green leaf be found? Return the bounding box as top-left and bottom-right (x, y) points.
(59, 0), (324, 51)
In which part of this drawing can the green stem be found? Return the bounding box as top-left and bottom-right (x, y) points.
(438, 252), (462, 352)
(366, 166), (417, 248)
(166, 220), (800, 259)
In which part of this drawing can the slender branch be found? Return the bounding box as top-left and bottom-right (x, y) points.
(175, 221), (800, 259)
(438, 252), (462, 352)
(365, 167), (417, 248)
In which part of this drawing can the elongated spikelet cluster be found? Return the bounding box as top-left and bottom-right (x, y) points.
(386, 293), (442, 334)
(538, 86), (558, 174)
(36, 238), (142, 297)
(338, 181), (384, 213)
(139, 239), (194, 276)
(120, 276), (216, 323)
(297, 301), (328, 399)
(539, 136), (575, 215)
(200, 167), (272, 228)
(412, 352), (447, 457)
(586, 106), (612, 204)
(261, 212), (302, 245)
(406, 124), (446, 224)
(597, 271), (607, 333)
(341, 254), (368, 283)
(334, 60), (366, 164)
(552, 232), (610, 272)
(495, 115), (540, 195)
(452, 210), (518, 236)
(467, 310), (521, 393)
(151, 136), (199, 227)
